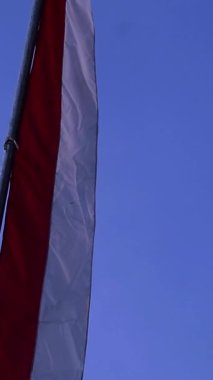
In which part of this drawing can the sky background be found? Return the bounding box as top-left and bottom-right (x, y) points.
(0, 1), (213, 379)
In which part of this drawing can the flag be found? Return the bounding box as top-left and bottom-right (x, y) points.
(0, 0), (98, 379)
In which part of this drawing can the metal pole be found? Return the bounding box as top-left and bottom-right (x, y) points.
(0, 0), (44, 232)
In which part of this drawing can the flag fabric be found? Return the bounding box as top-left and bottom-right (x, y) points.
(0, 0), (98, 379)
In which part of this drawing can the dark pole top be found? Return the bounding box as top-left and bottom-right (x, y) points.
(0, 0), (45, 233)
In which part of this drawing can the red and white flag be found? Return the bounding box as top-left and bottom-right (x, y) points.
(0, 0), (98, 379)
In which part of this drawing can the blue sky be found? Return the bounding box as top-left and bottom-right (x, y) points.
(0, 1), (213, 379)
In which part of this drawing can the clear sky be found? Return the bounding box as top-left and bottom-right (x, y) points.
(0, 1), (213, 379)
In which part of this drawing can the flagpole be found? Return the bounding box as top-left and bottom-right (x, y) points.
(0, 0), (44, 232)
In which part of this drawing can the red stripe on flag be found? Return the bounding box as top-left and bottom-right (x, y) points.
(0, 1), (66, 378)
